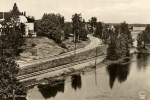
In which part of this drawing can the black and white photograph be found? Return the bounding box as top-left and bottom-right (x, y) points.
(0, 0), (150, 100)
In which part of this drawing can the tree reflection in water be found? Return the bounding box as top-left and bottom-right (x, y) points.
(136, 53), (149, 71)
(71, 74), (82, 91)
(107, 63), (130, 89)
(38, 82), (65, 99)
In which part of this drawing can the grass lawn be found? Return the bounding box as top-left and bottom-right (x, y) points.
(17, 36), (90, 62)
(61, 36), (91, 52)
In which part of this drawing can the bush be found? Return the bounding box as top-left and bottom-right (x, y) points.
(59, 43), (67, 49)
(31, 43), (36, 47)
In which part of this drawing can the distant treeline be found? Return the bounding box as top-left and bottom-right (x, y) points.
(106, 23), (148, 27)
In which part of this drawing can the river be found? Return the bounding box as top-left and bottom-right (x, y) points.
(26, 53), (150, 100)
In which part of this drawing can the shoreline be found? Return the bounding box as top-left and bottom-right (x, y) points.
(22, 57), (105, 87)
(22, 54), (134, 88)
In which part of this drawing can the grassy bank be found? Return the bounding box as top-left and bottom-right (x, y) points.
(18, 36), (90, 61)
(17, 45), (107, 76)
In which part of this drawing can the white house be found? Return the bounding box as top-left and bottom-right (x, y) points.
(18, 14), (36, 37)
(0, 12), (36, 37)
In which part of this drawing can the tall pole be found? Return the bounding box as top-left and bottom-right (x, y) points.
(95, 47), (98, 85)
(95, 47), (97, 67)
(74, 31), (76, 55)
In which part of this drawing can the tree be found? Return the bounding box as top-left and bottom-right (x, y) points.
(64, 23), (71, 39)
(137, 30), (149, 49)
(107, 30), (120, 60)
(38, 13), (63, 43)
(94, 21), (103, 38)
(82, 19), (85, 27)
(0, 21), (25, 57)
(80, 27), (88, 40)
(90, 17), (97, 34)
(56, 14), (65, 29)
(0, 57), (27, 99)
(145, 24), (150, 34)
(72, 13), (82, 42)
(10, 3), (21, 18)
(26, 16), (35, 23)
(120, 21), (133, 56)
(91, 17), (97, 28)
(106, 21), (133, 60)
(102, 25), (109, 44)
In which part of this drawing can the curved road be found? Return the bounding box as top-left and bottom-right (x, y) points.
(17, 34), (101, 68)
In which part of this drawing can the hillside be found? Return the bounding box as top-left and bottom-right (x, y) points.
(17, 36), (90, 62)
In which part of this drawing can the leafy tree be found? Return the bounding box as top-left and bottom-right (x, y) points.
(107, 30), (120, 60)
(56, 14), (65, 29)
(94, 21), (103, 38)
(91, 17), (97, 28)
(10, 3), (21, 18)
(90, 17), (97, 34)
(0, 21), (25, 57)
(120, 21), (133, 56)
(137, 30), (149, 49)
(102, 25), (109, 44)
(0, 57), (27, 99)
(38, 13), (63, 43)
(64, 23), (72, 39)
(26, 16), (35, 23)
(72, 13), (82, 42)
(107, 21), (133, 60)
(145, 24), (150, 34)
(82, 19), (85, 27)
(34, 19), (42, 35)
(80, 27), (88, 40)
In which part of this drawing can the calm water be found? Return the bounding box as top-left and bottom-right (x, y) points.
(131, 27), (146, 47)
(133, 27), (146, 31)
(26, 54), (150, 100)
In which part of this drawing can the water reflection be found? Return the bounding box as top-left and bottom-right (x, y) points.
(1, 96), (27, 100)
(71, 74), (82, 91)
(107, 63), (130, 89)
(136, 53), (149, 71)
(38, 82), (65, 99)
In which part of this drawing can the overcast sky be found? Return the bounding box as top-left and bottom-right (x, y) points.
(0, 0), (150, 23)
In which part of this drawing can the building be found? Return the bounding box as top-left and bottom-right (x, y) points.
(0, 12), (36, 37)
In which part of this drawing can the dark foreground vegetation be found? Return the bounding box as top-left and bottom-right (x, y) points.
(0, 3), (27, 99)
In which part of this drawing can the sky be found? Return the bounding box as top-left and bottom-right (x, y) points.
(0, 0), (150, 24)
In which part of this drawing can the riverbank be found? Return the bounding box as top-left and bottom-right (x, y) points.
(21, 57), (105, 87)
(24, 55), (142, 100)
(21, 51), (137, 87)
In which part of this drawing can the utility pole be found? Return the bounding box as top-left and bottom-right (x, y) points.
(74, 31), (76, 55)
(95, 47), (97, 67)
(95, 47), (97, 85)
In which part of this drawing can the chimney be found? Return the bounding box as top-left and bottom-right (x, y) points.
(24, 11), (26, 16)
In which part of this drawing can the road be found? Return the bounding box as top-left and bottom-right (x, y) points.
(17, 34), (102, 68)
